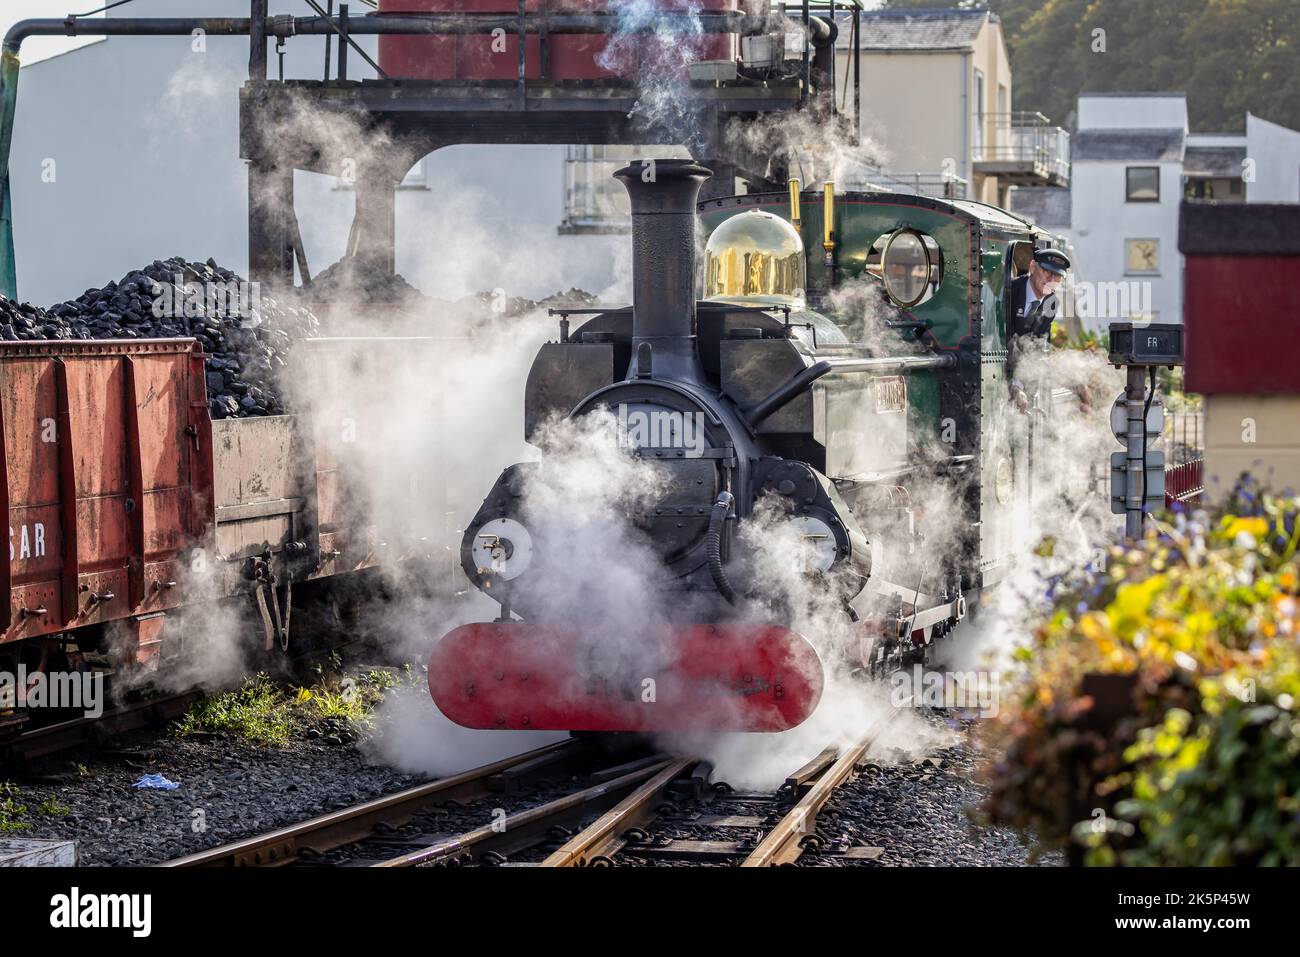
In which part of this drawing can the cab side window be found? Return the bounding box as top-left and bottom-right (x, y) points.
(1004, 241), (1035, 347)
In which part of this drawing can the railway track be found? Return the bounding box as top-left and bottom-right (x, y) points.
(166, 721), (898, 868)
(163, 739), (681, 867)
(542, 729), (888, 867)
(0, 689), (204, 763)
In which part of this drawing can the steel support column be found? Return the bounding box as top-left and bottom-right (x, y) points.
(248, 159), (295, 290)
(351, 168), (397, 276)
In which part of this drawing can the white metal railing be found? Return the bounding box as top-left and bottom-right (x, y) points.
(841, 167), (969, 200)
(973, 111), (1071, 183)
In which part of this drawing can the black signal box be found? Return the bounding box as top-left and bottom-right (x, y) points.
(1108, 322), (1184, 368)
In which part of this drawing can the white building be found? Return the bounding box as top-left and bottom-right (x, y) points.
(1010, 92), (1300, 333)
(1067, 93), (1188, 329)
(7, 0), (625, 307)
(1245, 112), (1300, 203)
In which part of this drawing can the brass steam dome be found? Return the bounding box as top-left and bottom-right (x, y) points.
(703, 210), (807, 308)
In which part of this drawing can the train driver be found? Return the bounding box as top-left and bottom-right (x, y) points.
(1010, 247), (1071, 338)
(1009, 247), (1071, 412)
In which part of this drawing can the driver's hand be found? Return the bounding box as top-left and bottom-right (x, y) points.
(1076, 383), (1094, 414)
(1012, 388), (1030, 414)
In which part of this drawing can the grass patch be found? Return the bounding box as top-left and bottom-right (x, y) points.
(174, 675), (300, 747)
(298, 686), (369, 723)
(175, 668), (407, 746)
(37, 794), (70, 818)
(361, 668), (400, 692)
(0, 783), (31, 833)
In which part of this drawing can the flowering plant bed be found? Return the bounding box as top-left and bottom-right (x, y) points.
(979, 478), (1300, 865)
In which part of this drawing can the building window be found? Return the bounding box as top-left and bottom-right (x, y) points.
(397, 158), (430, 191)
(333, 157), (430, 192)
(1125, 166), (1160, 202)
(972, 69), (986, 157)
(1125, 238), (1160, 275)
(559, 144), (689, 235)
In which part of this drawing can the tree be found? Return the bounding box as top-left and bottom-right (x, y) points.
(872, 0), (1300, 131)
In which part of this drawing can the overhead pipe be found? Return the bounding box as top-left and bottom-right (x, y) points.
(0, 9), (826, 297)
(1, 11), (774, 56)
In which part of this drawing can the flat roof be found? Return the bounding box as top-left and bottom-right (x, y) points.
(1008, 187), (1072, 229)
(1180, 202), (1300, 255)
(1073, 128), (1185, 162)
(1077, 92), (1187, 98)
(843, 7), (992, 51)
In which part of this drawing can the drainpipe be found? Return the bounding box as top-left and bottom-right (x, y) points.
(960, 50), (970, 194)
(0, 51), (16, 297)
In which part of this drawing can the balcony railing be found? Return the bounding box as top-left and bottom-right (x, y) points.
(560, 150), (969, 235)
(842, 168), (969, 200)
(973, 111), (1071, 187)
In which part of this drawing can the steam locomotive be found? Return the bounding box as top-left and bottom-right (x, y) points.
(429, 158), (1063, 734)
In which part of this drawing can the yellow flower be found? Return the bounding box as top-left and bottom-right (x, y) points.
(1225, 517), (1268, 540)
(1080, 612), (1110, 643)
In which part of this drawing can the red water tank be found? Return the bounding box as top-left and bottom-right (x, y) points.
(376, 1), (738, 82)
(377, 0), (456, 81)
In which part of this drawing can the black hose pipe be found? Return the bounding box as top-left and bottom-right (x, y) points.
(706, 491), (737, 605)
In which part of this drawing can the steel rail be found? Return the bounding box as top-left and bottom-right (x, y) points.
(375, 757), (678, 867)
(540, 757), (696, 867)
(741, 730), (881, 867)
(161, 738), (581, 867)
(779, 745), (837, 798)
(0, 688), (202, 763)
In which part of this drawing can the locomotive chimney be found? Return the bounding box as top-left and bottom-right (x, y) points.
(614, 159), (712, 383)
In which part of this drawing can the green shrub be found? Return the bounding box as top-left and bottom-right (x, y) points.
(175, 675), (300, 746)
(979, 480), (1300, 864)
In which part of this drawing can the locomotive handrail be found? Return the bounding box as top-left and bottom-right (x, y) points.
(743, 353), (958, 429)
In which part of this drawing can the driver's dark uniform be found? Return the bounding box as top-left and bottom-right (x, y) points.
(1008, 248), (1071, 403)
(1009, 274), (1057, 339)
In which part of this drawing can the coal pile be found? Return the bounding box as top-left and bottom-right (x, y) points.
(0, 295), (57, 339)
(469, 286), (601, 319)
(309, 257), (430, 308)
(1, 256), (319, 419)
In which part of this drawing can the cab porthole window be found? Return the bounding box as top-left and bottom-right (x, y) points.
(868, 229), (941, 308)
